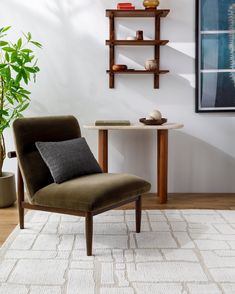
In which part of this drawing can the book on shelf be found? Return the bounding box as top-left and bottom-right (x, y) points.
(117, 3), (135, 9)
(95, 120), (131, 126)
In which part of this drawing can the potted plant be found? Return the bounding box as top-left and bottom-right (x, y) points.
(0, 26), (41, 207)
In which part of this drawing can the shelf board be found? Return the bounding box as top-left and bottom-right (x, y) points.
(106, 40), (169, 46)
(106, 9), (170, 18)
(107, 69), (169, 74)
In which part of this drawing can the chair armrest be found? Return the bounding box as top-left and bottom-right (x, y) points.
(8, 151), (17, 158)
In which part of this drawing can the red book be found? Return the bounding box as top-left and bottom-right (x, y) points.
(117, 3), (133, 6)
(118, 7), (135, 10)
(117, 5), (135, 10)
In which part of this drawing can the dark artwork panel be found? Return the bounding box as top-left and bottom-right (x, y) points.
(201, 72), (235, 108)
(201, 0), (235, 31)
(201, 33), (235, 69)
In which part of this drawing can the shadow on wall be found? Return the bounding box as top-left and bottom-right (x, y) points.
(105, 130), (235, 193)
(169, 131), (235, 193)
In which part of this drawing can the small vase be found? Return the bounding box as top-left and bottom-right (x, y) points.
(145, 59), (158, 71)
(136, 30), (144, 40)
(143, 0), (159, 9)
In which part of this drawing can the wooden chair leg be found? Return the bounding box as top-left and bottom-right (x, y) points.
(17, 165), (24, 229)
(135, 196), (142, 233)
(85, 212), (93, 256)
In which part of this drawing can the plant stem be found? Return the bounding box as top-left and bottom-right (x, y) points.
(0, 77), (5, 176)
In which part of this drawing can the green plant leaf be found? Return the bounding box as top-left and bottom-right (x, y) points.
(22, 53), (31, 63)
(21, 69), (28, 84)
(2, 26), (11, 33)
(6, 95), (14, 105)
(0, 109), (9, 116)
(11, 65), (21, 73)
(19, 102), (29, 112)
(2, 47), (15, 52)
(5, 52), (10, 62)
(24, 66), (37, 73)
(30, 41), (42, 48)
(21, 49), (32, 53)
(5, 67), (11, 81)
(10, 51), (17, 63)
(16, 57), (23, 66)
(19, 88), (31, 95)
(15, 72), (22, 84)
(17, 38), (22, 49)
(27, 32), (32, 41)
(0, 64), (7, 69)
(0, 41), (8, 46)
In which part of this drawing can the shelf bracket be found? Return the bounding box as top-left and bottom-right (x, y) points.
(154, 15), (161, 89)
(109, 13), (115, 88)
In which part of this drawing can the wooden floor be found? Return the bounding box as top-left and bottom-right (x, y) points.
(0, 193), (235, 247)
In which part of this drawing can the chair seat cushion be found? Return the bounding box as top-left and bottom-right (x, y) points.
(32, 173), (151, 212)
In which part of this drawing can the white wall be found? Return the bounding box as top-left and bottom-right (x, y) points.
(1, 0), (235, 192)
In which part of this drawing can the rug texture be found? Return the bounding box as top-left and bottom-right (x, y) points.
(0, 209), (235, 294)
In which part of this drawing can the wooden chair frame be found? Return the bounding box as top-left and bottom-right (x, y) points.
(8, 151), (142, 256)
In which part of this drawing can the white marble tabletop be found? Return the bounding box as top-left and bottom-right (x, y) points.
(83, 123), (184, 130)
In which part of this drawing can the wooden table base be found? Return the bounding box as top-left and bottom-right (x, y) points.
(98, 130), (108, 172)
(157, 130), (168, 204)
(97, 129), (169, 203)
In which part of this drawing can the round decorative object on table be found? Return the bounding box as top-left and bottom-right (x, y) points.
(139, 118), (167, 125)
(148, 109), (162, 120)
(112, 64), (128, 71)
(145, 59), (158, 71)
(143, 0), (160, 9)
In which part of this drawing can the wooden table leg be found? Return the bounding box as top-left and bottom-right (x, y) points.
(98, 130), (108, 172)
(157, 129), (168, 204)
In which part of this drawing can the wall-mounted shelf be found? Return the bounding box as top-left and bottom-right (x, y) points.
(106, 9), (170, 89)
(106, 40), (169, 46)
(106, 9), (170, 17)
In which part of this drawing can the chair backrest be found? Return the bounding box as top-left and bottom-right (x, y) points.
(13, 115), (81, 199)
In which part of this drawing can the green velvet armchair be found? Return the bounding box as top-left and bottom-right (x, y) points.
(9, 116), (151, 255)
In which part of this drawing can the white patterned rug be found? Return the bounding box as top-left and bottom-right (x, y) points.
(1, 209), (235, 294)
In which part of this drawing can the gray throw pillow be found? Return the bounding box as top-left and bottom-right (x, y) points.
(35, 137), (102, 184)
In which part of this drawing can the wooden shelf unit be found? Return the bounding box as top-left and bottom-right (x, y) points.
(106, 9), (170, 89)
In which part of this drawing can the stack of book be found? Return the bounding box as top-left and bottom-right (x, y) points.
(95, 120), (131, 126)
(117, 3), (135, 10)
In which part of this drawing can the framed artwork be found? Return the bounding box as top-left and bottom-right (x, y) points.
(196, 0), (235, 112)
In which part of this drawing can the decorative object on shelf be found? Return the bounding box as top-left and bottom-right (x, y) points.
(145, 59), (158, 71)
(143, 0), (159, 10)
(139, 117), (167, 125)
(0, 26), (42, 208)
(117, 3), (135, 10)
(147, 109), (162, 120)
(112, 64), (128, 71)
(136, 30), (144, 40)
(126, 36), (136, 40)
(106, 9), (170, 88)
(95, 120), (131, 126)
(196, 0), (235, 112)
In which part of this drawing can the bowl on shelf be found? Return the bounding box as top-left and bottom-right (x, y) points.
(143, 0), (160, 9)
(139, 117), (167, 125)
(112, 64), (128, 71)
